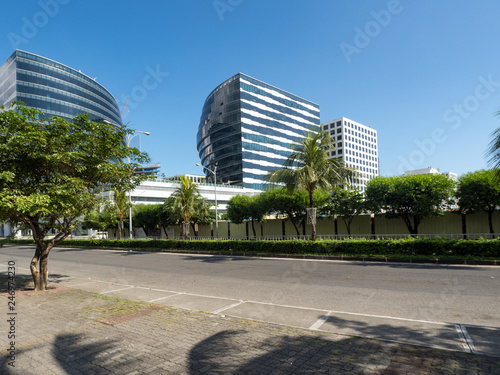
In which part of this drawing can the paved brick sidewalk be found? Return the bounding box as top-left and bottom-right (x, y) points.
(1, 288), (499, 374)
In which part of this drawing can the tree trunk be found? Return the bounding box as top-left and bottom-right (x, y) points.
(461, 212), (467, 240)
(30, 242), (53, 291)
(251, 218), (256, 237)
(118, 218), (123, 240)
(309, 191), (316, 241)
(487, 210), (495, 237)
(334, 216), (338, 236)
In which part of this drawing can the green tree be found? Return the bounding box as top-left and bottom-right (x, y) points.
(226, 194), (267, 236)
(266, 131), (353, 240)
(456, 169), (500, 235)
(112, 188), (129, 240)
(156, 197), (179, 238)
(263, 188), (328, 236)
(365, 174), (455, 236)
(0, 104), (148, 290)
(487, 112), (500, 182)
(133, 204), (159, 237)
(84, 204), (117, 237)
(322, 187), (364, 235)
(171, 175), (206, 238)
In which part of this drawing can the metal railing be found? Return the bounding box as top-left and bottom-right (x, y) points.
(158, 233), (499, 241)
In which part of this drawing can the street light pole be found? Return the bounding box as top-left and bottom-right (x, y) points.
(126, 131), (150, 239)
(196, 162), (218, 238)
(102, 120), (150, 240)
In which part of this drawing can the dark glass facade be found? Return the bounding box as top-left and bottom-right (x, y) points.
(0, 50), (122, 126)
(197, 73), (320, 190)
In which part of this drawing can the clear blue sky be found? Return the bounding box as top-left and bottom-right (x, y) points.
(2, 0), (500, 178)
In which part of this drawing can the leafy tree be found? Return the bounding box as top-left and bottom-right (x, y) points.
(133, 204), (159, 237)
(84, 204), (117, 237)
(266, 131), (353, 240)
(263, 188), (328, 235)
(456, 169), (500, 234)
(226, 194), (267, 236)
(0, 104), (148, 290)
(322, 187), (364, 235)
(365, 174), (455, 236)
(156, 197), (178, 238)
(190, 201), (216, 236)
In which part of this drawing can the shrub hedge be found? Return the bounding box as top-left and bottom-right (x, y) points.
(3, 237), (500, 259)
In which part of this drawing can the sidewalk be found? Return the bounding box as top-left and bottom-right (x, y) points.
(1, 284), (499, 374)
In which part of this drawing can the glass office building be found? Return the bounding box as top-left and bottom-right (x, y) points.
(0, 50), (122, 126)
(197, 73), (320, 190)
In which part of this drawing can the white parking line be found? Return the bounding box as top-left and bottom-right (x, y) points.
(309, 312), (332, 330)
(459, 325), (479, 354)
(101, 287), (134, 294)
(212, 301), (245, 314)
(455, 324), (472, 352)
(148, 293), (182, 303)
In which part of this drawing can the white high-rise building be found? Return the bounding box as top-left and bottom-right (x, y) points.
(321, 117), (379, 191)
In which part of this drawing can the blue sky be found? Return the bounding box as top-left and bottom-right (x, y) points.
(2, 0), (500, 178)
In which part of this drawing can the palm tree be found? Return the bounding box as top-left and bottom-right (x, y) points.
(487, 111), (500, 178)
(112, 188), (129, 240)
(266, 131), (354, 240)
(172, 175), (204, 238)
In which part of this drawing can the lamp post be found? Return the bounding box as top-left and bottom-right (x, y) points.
(104, 121), (150, 240)
(196, 162), (218, 238)
(126, 131), (150, 239)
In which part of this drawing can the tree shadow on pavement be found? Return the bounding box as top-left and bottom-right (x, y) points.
(187, 329), (391, 374)
(0, 333), (120, 375)
(0, 271), (72, 292)
(187, 317), (500, 374)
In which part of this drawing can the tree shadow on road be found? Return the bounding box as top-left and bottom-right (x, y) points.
(182, 255), (252, 263)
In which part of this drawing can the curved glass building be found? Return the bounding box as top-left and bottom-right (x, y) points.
(197, 73), (320, 190)
(0, 50), (122, 126)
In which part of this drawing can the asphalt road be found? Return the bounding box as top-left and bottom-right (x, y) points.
(2, 244), (499, 328)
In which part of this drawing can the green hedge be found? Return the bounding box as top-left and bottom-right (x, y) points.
(4, 237), (500, 259)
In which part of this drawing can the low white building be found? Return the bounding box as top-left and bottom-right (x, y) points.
(129, 177), (261, 212)
(404, 167), (458, 181)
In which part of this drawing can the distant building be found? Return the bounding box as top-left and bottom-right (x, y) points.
(135, 163), (161, 178)
(321, 117), (379, 191)
(404, 167), (458, 181)
(197, 73), (320, 190)
(0, 50), (122, 125)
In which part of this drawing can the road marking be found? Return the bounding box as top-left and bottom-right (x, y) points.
(455, 324), (472, 352)
(101, 287), (134, 294)
(212, 301), (245, 314)
(309, 312), (332, 330)
(148, 293), (182, 303)
(459, 325), (479, 354)
(65, 281), (98, 287)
